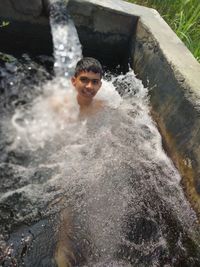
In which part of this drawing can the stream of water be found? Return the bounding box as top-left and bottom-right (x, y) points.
(0, 1), (200, 267)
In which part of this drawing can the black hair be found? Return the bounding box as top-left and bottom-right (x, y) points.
(74, 57), (103, 78)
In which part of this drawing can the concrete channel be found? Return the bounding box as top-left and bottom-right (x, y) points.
(1, 0), (200, 215)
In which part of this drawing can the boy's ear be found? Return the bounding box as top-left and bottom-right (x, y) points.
(71, 76), (76, 86)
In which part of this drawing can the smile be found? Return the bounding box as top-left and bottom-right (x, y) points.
(82, 89), (95, 97)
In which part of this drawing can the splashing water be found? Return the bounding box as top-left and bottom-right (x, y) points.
(6, 0), (83, 151)
(9, 77), (79, 151)
(0, 1), (200, 266)
(1, 65), (200, 266)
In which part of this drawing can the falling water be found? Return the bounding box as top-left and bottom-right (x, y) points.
(49, 0), (82, 78)
(0, 0), (200, 267)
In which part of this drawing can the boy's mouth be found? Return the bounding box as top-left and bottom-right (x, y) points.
(81, 89), (95, 97)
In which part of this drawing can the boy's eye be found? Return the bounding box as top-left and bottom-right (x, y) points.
(92, 80), (99, 85)
(79, 77), (100, 85)
(80, 77), (89, 83)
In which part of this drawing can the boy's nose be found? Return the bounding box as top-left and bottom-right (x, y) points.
(86, 81), (93, 89)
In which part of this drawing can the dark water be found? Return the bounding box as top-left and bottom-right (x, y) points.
(0, 54), (200, 267)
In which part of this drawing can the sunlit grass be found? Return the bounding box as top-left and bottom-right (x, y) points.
(126, 0), (200, 62)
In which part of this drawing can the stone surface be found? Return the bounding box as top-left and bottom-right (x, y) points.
(0, 0), (48, 23)
(10, 0), (43, 17)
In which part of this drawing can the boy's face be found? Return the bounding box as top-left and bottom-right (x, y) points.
(71, 71), (102, 101)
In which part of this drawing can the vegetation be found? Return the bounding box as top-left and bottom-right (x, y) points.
(126, 0), (200, 62)
(0, 21), (12, 62)
(0, 21), (9, 28)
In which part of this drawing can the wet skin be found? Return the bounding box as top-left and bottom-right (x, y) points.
(49, 71), (103, 121)
(71, 71), (102, 107)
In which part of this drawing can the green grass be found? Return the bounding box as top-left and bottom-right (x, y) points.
(126, 0), (200, 62)
(0, 21), (9, 28)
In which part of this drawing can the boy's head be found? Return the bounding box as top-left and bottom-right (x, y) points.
(71, 57), (103, 106)
(74, 57), (103, 78)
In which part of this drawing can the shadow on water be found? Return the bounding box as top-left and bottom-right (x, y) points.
(0, 53), (200, 267)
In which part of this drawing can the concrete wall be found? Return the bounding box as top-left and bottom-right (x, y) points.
(133, 19), (200, 215)
(0, 0), (52, 55)
(0, 0), (49, 22)
(67, 0), (138, 71)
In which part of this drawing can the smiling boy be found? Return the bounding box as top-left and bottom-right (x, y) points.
(50, 57), (104, 120)
(71, 57), (103, 111)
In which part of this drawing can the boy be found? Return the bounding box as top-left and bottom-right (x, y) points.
(71, 57), (103, 116)
(51, 57), (104, 119)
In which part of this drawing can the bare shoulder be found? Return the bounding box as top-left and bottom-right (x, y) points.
(93, 99), (106, 109)
(49, 95), (68, 113)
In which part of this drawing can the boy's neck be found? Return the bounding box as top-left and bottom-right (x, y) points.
(77, 94), (93, 107)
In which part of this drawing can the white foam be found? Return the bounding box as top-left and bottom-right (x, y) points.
(10, 77), (79, 150)
(4, 70), (198, 265)
(96, 79), (122, 108)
